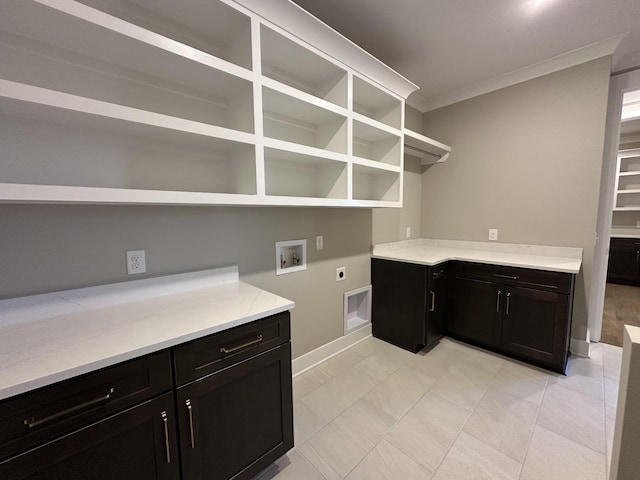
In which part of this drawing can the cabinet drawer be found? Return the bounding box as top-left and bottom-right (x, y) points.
(610, 237), (640, 249)
(0, 350), (172, 461)
(173, 311), (291, 386)
(452, 262), (573, 294)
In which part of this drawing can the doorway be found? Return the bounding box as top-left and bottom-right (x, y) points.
(591, 76), (640, 346)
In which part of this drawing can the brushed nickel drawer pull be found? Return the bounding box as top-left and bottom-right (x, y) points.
(186, 399), (195, 449)
(24, 388), (115, 428)
(494, 274), (519, 280)
(220, 335), (263, 355)
(429, 291), (435, 312)
(161, 410), (171, 464)
(506, 292), (511, 315)
(497, 290), (501, 313)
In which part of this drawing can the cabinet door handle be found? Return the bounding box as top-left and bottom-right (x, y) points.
(433, 270), (445, 279)
(496, 290), (501, 313)
(24, 388), (115, 428)
(429, 291), (435, 312)
(161, 411), (171, 464)
(494, 274), (519, 281)
(506, 292), (511, 315)
(186, 399), (195, 449)
(220, 335), (263, 355)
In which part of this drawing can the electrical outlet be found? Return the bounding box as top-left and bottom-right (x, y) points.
(406, 227), (411, 238)
(336, 266), (346, 282)
(126, 250), (146, 275)
(489, 229), (498, 241)
(316, 235), (324, 251)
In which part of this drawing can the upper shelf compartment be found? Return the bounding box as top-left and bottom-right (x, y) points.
(403, 129), (452, 165)
(261, 25), (348, 108)
(353, 76), (402, 130)
(76, 0), (253, 69)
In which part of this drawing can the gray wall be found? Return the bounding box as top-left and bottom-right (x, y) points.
(0, 205), (372, 358)
(421, 57), (611, 341)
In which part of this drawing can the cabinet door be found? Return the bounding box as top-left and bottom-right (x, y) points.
(425, 276), (446, 348)
(501, 286), (570, 372)
(0, 393), (180, 480)
(371, 259), (427, 352)
(448, 277), (502, 348)
(177, 344), (293, 480)
(607, 246), (639, 282)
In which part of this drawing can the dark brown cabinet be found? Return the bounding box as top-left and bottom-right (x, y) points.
(448, 262), (574, 373)
(0, 312), (293, 480)
(607, 237), (640, 285)
(371, 258), (445, 353)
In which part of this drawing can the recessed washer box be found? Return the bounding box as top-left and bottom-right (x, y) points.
(276, 239), (307, 275)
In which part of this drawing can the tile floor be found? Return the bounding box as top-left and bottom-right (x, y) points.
(256, 336), (622, 480)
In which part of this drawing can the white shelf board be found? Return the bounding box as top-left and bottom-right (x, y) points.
(617, 189), (640, 194)
(2, 0), (253, 90)
(263, 87), (347, 127)
(352, 112), (402, 137)
(613, 207), (640, 211)
(618, 171), (640, 177)
(403, 128), (451, 165)
(0, 81), (255, 146)
(262, 138), (349, 164)
(351, 157), (402, 173)
(261, 77), (349, 118)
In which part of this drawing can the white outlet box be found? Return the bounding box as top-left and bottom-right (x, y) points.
(126, 250), (146, 274)
(336, 266), (346, 282)
(489, 229), (498, 241)
(316, 235), (324, 251)
(406, 227), (411, 238)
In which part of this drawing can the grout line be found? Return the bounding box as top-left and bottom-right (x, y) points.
(515, 373), (549, 479)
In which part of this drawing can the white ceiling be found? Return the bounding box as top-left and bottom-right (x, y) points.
(291, 0), (640, 112)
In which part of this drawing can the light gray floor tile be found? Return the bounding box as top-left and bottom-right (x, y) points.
(488, 359), (549, 405)
(255, 450), (325, 480)
(430, 356), (497, 410)
(301, 365), (379, 424)
(520, 425), (606, 480)
(604, 376), (619, 421)
(547, 356), (604, 400)
(294, 401), (330, 445)
(405, 339), (466, 380)
(463, 389), (538, 463)
(602, 343), (622, 381)
(336, 397), (397, 449)
(537, 383), (606, 453)
(459, 344), (505, 374)
(298, 417), (373, 480)
(386, 391), (472, 472)
(432, 431), (521, 480)
(317, 349), (367, 378)
(361, 364), (436, 421)
(353, 346), (414, 381)
(293, 367), (333, 401)
(589, 342), (604, 366)
(346, 439), (433, 480)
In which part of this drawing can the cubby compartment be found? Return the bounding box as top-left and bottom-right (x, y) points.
(77, 0), (253, 69)
(0, 4), (254, 133)
(353, 76), (402, 129)
(619, 155), (640, 173)
(0, 111), (256, 195)
(261, 26), (347, 108)
(263, 88), (347, 153)
(353, 121), (401, 165)
(615, 191), (640, 209)
(352, 165), (400, 202)
(618, 174), (640, 191)
(264, 148), (347, 199)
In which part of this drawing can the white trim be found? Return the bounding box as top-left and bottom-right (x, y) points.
(292, 325), (371, 376)
(570, 327), (591, 358)
(409, 35), (625, 113)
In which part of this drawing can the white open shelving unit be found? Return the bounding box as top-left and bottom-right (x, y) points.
(0, 0), (447, 208)
(614, 149), (640, 211)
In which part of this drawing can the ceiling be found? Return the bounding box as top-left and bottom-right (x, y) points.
(291, 0), (640, 112)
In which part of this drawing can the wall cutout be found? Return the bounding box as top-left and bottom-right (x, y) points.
(276, 239), (307, 275)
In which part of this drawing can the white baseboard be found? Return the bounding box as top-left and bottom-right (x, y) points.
(570, 332), (591, 358)
(292, 325), (372, 376)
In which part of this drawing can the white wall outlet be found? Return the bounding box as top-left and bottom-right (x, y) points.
(316, 235), (324, 251)
(126, 250), (146, 275)
(406, 227), (411, 238)
(489, 229), (498, 241)
(336, 266), (346, 282)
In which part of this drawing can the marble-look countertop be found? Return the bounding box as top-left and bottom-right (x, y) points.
(372, 239), (582, 274)
(0, 266), (294, 401)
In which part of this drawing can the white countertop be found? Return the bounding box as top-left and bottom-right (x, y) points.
(372, 239), (582, 274)
(0, 266), (294, 401)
